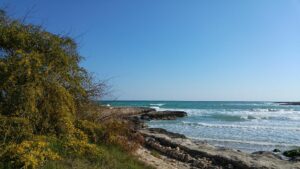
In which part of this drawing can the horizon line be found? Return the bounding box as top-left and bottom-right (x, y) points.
(100, 100), (299, 102)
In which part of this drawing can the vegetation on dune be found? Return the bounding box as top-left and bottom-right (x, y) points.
(0, 10), (150, 169)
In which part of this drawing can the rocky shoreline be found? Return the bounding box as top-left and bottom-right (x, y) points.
(109, 106), (300, 169)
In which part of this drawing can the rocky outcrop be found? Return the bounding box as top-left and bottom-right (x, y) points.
(144, 137), (220, 169)
(147, 128), (186, 139)
(140, 128), (300, 169)
(141, 110), (187, 120)
(283, 148), (300, 158)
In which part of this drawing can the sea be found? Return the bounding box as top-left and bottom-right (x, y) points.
(101, 101), (300, 153)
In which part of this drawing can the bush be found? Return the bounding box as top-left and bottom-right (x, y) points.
(0, 10), (146, 169)
(75, 120), (105, 144)
(101, 120), (144, 152)
(46, 135), (103, 161)
(0, 138), (60, 169)
(63, 137), (102, 159)
(0, 116), (33, 144)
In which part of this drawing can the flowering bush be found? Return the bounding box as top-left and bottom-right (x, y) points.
(0, 116), (33, 143)
(75, 120), (104, 143)
(0, 139), (60, 169)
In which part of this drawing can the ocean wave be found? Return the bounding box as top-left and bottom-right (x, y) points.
(164, 108), (300, 121)
(150, 106), (161, 110)
(181, 121), (300, 131)
(149, 103), (165, 106)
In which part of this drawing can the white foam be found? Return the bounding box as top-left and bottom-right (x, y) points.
(170, 108), (300, 121)
(150, 106), (160, 110)
(150, 103), (165, 106)
(181, 121), (300, 131)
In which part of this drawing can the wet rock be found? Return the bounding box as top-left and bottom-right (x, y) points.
(283, 148), (300, 158)
(273, 149), (281, 153)
(141, 110), (187, 120)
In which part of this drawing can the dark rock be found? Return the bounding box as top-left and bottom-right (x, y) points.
(283, 148), (300, 157)
(273, 149), (281, 153)
(140, 115), (150, 120)
(252, 151), (268, 155)
(148, 128), (186, 138)
(141, 110), (187, 120)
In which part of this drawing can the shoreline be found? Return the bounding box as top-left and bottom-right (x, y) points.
(108, 106), (300, 169)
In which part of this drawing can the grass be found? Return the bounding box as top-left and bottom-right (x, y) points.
(150, 150), (161, 159)
(41, 144), (154, 169)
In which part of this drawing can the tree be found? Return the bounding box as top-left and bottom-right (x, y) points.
(0, 10), (103, 136)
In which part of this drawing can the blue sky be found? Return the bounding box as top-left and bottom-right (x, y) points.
(2, 0), (300, 101)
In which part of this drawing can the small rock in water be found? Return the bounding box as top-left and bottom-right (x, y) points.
(273, 149), (281, 153)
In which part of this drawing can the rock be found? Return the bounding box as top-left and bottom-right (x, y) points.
(283, 148), (300, 158)
(183, 154), (191, 162)
(145, 137), (155, 142)
(273, 149), (281, 153)
(148, 128), (186, 138)
(140, 115), (150, 120)
(252, 151), (282, 159)
(141, 110), (187, 120)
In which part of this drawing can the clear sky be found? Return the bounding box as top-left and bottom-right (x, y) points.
(2, 0), (300, 101)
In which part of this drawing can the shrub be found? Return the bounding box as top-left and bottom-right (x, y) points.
(0, 139), (60, 169)
(0, 116), (33, 144)
(76, 119), (144, 153)
(62, 137), (103, 160)
(101, 120), (144, 152)
(75, 120), (105, 144)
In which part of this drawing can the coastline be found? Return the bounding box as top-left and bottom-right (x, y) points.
(108, 106), (300, 169)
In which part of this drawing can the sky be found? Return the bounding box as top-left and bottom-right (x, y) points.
(2, 0), (300, 101)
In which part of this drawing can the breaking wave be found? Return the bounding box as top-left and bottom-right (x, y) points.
(182, 108), (300, 121)
(181, 121), (300, 131)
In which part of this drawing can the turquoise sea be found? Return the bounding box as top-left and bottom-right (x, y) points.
(101, 101), (300, 152)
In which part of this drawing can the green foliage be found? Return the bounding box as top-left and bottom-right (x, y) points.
(283, 148), (300, 157)
(41, 145), (154, 169)
(75, 120), (105, 144)
(0, 10), (93, 136)
(0, 10), (146, 169)
(0, 138), (60, 169)
(101, 120), (144, 152)
(75, 119), (144, 153)
(0, 116), (33, 144)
